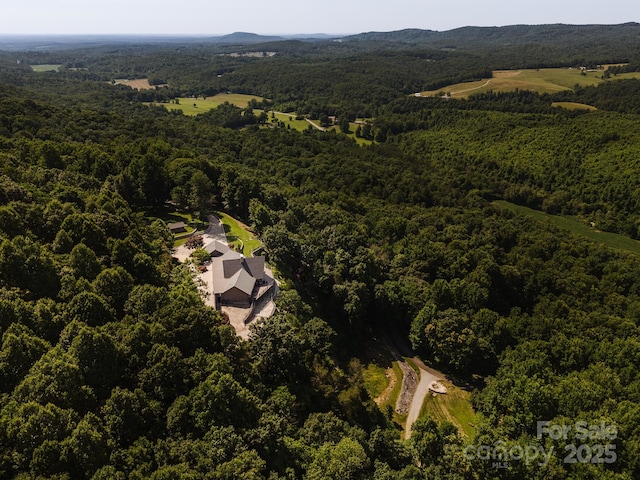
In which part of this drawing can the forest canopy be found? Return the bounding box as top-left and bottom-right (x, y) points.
(1, 24), (640, 478)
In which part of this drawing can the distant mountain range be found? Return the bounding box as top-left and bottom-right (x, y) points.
(206, 32), (340, 44)
(1, 23), (639, 50)
(340, 23), (640, 49)
(0, 32), (341, 50)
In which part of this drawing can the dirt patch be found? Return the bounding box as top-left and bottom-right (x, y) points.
(115, 79), (168, 90)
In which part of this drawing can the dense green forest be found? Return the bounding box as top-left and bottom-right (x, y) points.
(2, 24), (640, 478)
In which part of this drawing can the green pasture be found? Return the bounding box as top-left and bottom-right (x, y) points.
(155, 93), (264, 115)
(321, 123), (373, 145)
(216, 211), (261, 257)
(421, 68), (640, 98)
(153, 95), (374, 143)
(494, 200), (640, 256)
(31, 64), (62, 72)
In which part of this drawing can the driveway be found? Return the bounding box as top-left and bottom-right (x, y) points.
(172, 214), (227, 262)
(376, 324), (446, 439)
(405, 366), (444, 439)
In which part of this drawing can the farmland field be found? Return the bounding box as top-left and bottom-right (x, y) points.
(420, 68), (640, 98)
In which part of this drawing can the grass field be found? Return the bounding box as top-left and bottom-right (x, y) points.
(419, 380), (478, 438)
(494, 200), (640, 256)
(420, 68), (640, 98)
(31, 64), (62, 72)
(152, 96), (374, 144)
(551, 101), (597, 111)
(155, 93), (264, 115)
(216, 211), (261, 256)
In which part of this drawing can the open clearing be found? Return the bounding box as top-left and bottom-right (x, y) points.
(256, 110), (310, 132)
(361, 339), (406, 430)
(551, 101), (597, 111)
(155, 93), (264, 115)
(144, 209), (206, 248)
(420, 68), (640, 98)
(494, 200), (640, 256)
(115, 78), (167, 90)
(152, 96), (374, 144)
(362, 336), (476, 438)
(31, 64), (62, 72)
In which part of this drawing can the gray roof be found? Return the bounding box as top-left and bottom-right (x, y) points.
(211, 251), (266, 300)
(211, 250), (245, 294)
(221, 256), (265, 280)
(223, 268), (255, 296)
(245, 257), (265, 281)
(168, 221), (186, 230)
(203, 240), (230, 256)
(223, 258), (244, 278)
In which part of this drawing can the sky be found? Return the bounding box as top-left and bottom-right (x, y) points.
(0, 0), (638, 35)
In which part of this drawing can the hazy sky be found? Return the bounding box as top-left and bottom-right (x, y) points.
(1, 0), (638, 35)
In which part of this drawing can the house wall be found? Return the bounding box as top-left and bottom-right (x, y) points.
(220, 288), (252, 307)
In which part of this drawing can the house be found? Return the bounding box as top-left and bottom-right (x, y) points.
(168, 221), (187, 233)
(211, 250), (267, 307)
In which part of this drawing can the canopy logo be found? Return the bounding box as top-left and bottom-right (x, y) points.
(537, 420), (618, 465)
(462, 441), (553, 468)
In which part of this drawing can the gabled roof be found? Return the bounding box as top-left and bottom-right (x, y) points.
(222, 268), (256, 296)
(203, 240), (230, 256)
(211, 252), (267, 301)
(211, 250), (245, 294)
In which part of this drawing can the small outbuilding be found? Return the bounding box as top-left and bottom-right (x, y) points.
(168, 221), (187, 233)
